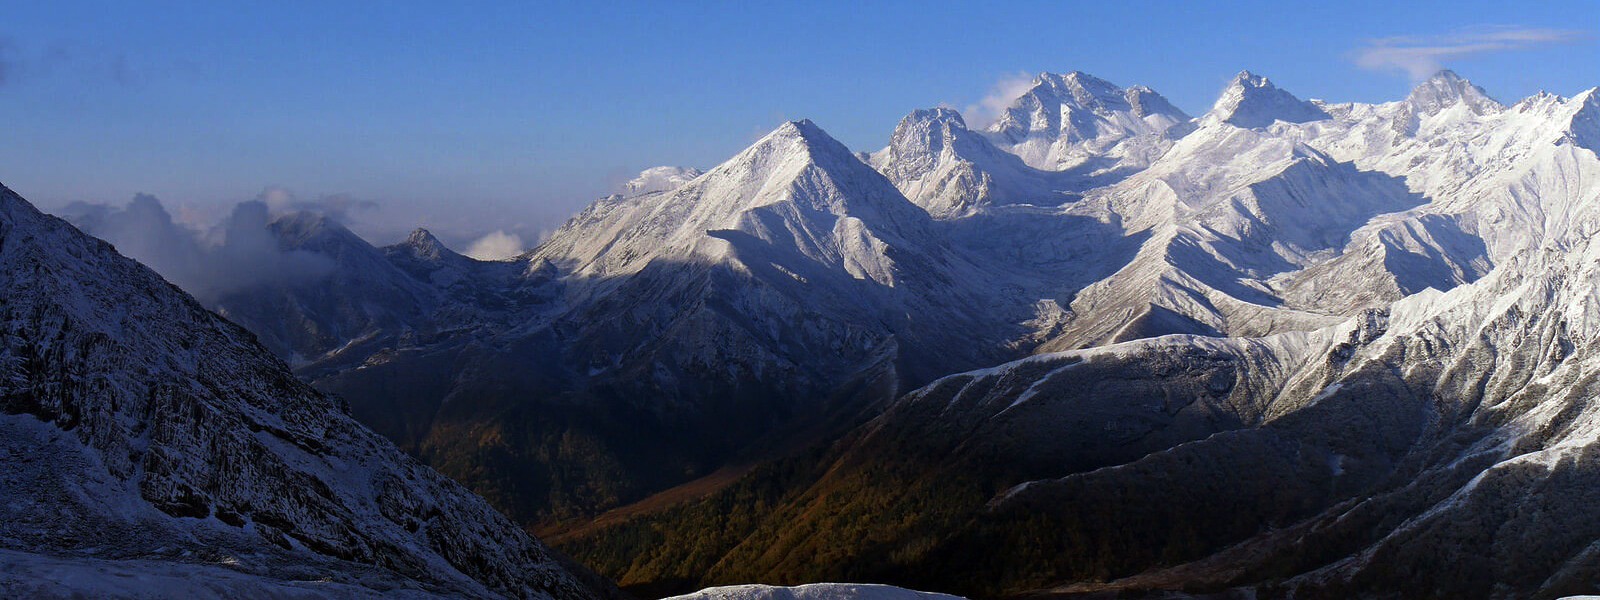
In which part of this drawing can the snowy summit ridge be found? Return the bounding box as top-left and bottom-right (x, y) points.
(1207, 70), (1330, 128)
(30, 64), (1600, 598)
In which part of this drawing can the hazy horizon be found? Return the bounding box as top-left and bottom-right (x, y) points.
(3, 0), (1596, 254)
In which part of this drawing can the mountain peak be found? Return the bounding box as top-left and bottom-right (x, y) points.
(1563, 87), (1600, 151)
(1429, 69), (1464, 82)
(883, 108), (974, 162)
(1125, 85), (1188, 120)
(985, 71), (1189, 169)
(399, 227), (455, 261)
(268, 209), (366, 251)
(1209, 70), (1329, 129)
(773, 118), (825, 139)
(1031, 71), (1127, 111)
(1406, 70), (1501, 117)
(751, 119), (863, 166)
(880, 106), (993, 184)
(904, 106), (967, 129)
(406, 227), (440, 245)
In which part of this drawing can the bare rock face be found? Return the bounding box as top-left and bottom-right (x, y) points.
(0, 183), (610, 599)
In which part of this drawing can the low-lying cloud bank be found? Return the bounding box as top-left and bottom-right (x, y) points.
(61, 193), (338, 303)
(464, 230), (526, 260)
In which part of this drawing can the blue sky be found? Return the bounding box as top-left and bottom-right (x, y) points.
(1, 1), (1596, 246)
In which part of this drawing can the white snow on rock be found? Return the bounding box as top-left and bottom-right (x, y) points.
(0, 184), (606, 599)
(1205, 70), (1329, 129)
(983, 71), (1189, 172)
(622, 166), (705, 196)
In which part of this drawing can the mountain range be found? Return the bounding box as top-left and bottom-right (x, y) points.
(37, 67), (1600, 598)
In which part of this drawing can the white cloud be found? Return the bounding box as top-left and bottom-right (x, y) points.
(58, 194), (335, 303)
(464, 230), (525, 260)
(252, 185), (378, 223)
(1354, 26), (1589, 80)
(963, 71), (1036, 129)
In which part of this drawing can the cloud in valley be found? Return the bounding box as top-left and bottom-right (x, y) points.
(255, 185), (379, 224)
(464, 230), (526, 261)
(60, 193), (336, 303)
(1353, 26), (1589, 80)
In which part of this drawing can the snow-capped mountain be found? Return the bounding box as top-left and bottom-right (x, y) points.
(553, 71), (1600, 596)
(298, 120), (1039, 527)
(1205, 70), (1330, 129)
(870, 107), (1085, 218)
(984, 71), (1190, 172)
(0, 184), (613, 598)
(653, 183), (1600, 597)
(47, 64), (1600, 598)
(623, 166), (706, 196)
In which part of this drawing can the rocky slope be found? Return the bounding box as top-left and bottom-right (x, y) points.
(0, 183), (610, 599)
(49, 66), (1600, 598)
(560, 72), (1600, 598)
(300, 120), (1051, 527)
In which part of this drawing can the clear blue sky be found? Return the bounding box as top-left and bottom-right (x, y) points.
(1, 1), (1596, 245)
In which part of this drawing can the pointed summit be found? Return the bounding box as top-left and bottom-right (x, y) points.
(875, 106), (1073, 217)
(399, 227), (455, 261)
(904, 106), (966, 128)
(536, 118), (932, 280)
(689, 118), (932, 233)
(1563, 87), (1600, 151)
(268, 209), (374, 259)
(406, 227), (442, 246)
(883, 107), (976, 173)
(751, 119), (860, 163)
(984, 70), (1189, 170)
(1049, 71), (1130, 109)
(990, 71), (1189, 142)
(1125, 85), (1184, 119)
(1209, 70), (1329, 129)
(1405, 70), (1502, 117)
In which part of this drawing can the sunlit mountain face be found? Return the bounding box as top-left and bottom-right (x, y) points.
(34, 63), (1600, 598)
(5, 4), (1600, 599)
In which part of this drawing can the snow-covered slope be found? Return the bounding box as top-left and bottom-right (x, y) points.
(56, 67), (1600, 597)
(0, 183), (608, 599)
(305, 119), (1044, 526)
(870, 107), (1084, 218)
(643, 191), (1600, 597)
(1205, 70), (1330, 129)
(559, 70), (1600, 597)
(983, 71), (1190, 173)
(213, 211), (439, 365)
(535, 119), (939, 285)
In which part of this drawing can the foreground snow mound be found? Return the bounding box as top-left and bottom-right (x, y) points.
(0, 183), (607, 599)
(665, 583), (966, 600)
